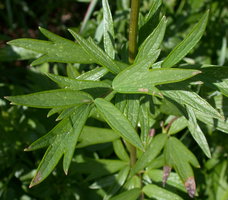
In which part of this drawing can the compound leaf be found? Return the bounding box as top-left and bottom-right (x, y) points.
(28, 104), (91, 187)
(7, 27), (95, 65)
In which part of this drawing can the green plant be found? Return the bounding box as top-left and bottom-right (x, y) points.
(4, 0), (228, 199)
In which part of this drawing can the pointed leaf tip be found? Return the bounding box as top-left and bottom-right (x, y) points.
(24, 147), (29, 151)
(192, 70), (202, 75)
(184, 177), (196, 198)
(30, 172), (42, 188)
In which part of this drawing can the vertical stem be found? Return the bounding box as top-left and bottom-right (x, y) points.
(128, 0), (140, 64)
(128, 0), (140, 167)
(129, 144), (137, 167)
(128, 2), (143, 199)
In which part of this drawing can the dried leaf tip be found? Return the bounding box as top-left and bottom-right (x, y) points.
(24, 148), (29, 151)
(192, 70), (202, 75)
(64, 169), (68, 175)
(162, 166), (172, 187)
(185, 176), (196, 198)
(149, 128), (155, 137)
(29, 172), (42, 188)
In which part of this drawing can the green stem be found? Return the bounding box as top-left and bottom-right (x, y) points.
(128, 0), (140, 64)
(128, 0), (140, 167)
(128, 2), (143, 199)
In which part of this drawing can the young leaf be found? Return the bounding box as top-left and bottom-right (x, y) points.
(77, 126), (119, 148)
(143, 184), (184, 200)
(186, 105), (211, 158)
(102, 0), (115, 59)
(130, 134), (168, 177)
(5, 89), (93, 108)
(28, 104), (91, 187)
(7, 27), (95, 65)
(68, 29), (121, 74)
(135, 16), (167, 63)
(109, 188), (141, 200)
(113, 58), (201, 94)
(94, 98), (144, 151)
(46, 73), (111, 90)
(162, 11), (209, 68)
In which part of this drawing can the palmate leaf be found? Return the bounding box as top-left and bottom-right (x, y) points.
(7, 27), (96, 65)
(46, 73), (111, 90)
(162, 11), (209, 68)
(7, 27), (128, 73)
(26, 104), (92, 187)
(94, 98), (144, 151)
(113, 56), (201, 94)
(68, 29), (122, 74)
(5, 89), (93, 108)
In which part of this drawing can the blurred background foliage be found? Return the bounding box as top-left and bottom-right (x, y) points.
(0, 0), (227, 199)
